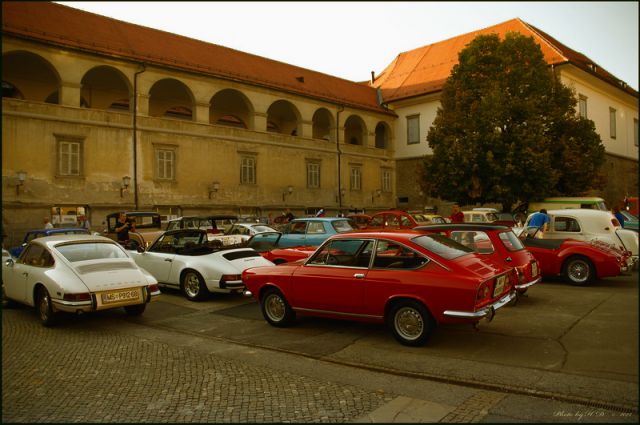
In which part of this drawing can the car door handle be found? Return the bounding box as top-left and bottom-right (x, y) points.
(164, 259), (173, 262)
(22, 272), (28, 277)
(353, 273), (365, 279)
(505, 256), (512, 262)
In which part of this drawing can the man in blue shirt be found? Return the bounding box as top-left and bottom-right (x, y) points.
(527, 209), (550, 238)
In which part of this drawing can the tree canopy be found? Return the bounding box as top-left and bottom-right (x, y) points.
(423, 32), (605, 212)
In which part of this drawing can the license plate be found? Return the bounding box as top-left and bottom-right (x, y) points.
(531, 261), (538, 277)
(100, 288), (142, 305)
(493, 275), (507, 297)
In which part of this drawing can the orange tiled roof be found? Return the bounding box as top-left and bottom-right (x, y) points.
(2, 1), (392, 115)
(372, 18), (637, 101)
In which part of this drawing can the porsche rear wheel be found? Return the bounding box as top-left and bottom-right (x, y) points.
(181, 270), (208, 301)
(563, 256), (594, 286)
(36, 286), (57, 327)
(388, 300), (434, 346)
(261, 288), (295, 327)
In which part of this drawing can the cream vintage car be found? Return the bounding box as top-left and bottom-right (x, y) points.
(523, 209), (638, 268)
(2, 234), (161, 326)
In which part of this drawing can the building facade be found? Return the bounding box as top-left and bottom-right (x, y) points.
(2, 4), (638, 246)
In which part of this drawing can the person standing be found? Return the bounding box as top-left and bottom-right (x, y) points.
(527, 209), (550, 238)
(115, 212), (132, 244)
(78, 215), (91, 230)
(43, 217), (54, 229)
(448, 204), (464, 223)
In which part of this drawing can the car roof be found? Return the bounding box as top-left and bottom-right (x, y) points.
(290, 217), (352, 222)
(169, 215), (237, 221)
(415, 223), (510, 232)
(33, 234), (116, 248)
(26, 227), (89, 234)
(546, 209), (613, 217)
(329, 231), (422, 240)
(162, 229), (207, 236)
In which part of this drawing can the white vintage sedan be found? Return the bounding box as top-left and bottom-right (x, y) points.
(523, 209), (638, 267)
(128, 229), (274, 301)
(2, 235), (161, 326)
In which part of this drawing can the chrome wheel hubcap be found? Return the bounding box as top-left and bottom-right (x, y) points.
(184, 273), (200, 298)
(265, 294), (285, 322)
(395, 307), (424, 340)
(569, 261), (588, 282)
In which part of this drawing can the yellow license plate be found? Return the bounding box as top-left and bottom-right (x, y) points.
(100, 288), (142, 305)
(531, 261), (538, 277)
(493, 275), (507, 297)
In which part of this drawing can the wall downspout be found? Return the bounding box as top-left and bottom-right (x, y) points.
(132, 63), (146, 210)
(336, 105), (344, 210)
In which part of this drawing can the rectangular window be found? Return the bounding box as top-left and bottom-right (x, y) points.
(155, 148), (175, 180)
(350, 166), (361, 191)
(634, 119), (638, 147)
(240, 156), (256, 184)
(407, 115), (420, 145)
(59, 141), (81, 176)
(609, 107), (617, 139)
(578, 95), (588, 118)
(307, 162), (320, 189)
(381, 169), (392, 192)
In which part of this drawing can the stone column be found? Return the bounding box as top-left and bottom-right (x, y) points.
(194, 102), (210, 124)
(300, 120), (313, 138)
(59, 82), (81, 107)
(135, 93), (150, 116)
(253, 112), (268, 132)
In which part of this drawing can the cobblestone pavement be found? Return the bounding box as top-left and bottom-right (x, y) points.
(2, 310), (393, 423)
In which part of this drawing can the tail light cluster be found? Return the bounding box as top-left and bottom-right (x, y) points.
(221, 274), (242, 284)
(147, 284), (160, 293)
(476, 272), (512, 306)
(63, 292), (91, 302)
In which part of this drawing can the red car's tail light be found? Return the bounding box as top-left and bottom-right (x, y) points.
(63, 292), (91, 302)
(476, 280), (491, 303)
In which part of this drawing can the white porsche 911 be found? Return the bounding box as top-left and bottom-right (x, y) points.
(128, 229), (274, 301)
(2, 234), (161, 326)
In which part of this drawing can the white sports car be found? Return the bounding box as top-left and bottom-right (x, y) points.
(128, 229), (274, 301)
(2, 235), (161, 326)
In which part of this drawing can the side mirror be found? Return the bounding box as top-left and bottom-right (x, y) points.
(136, 246), (145, 253)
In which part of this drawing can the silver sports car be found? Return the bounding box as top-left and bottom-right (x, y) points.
(2, 234), (161, 326)
(128, 229), (274, 301)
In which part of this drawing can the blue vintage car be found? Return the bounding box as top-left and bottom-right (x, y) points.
(276, 217), (356, 247)
(9, 227), (90, 258)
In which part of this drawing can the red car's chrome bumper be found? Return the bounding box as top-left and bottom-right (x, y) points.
(515, 276), (541, 290)
(443, 290), (516, 322)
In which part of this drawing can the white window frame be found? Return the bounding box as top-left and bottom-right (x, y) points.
(306, 161), (320, 189)
(578, 95), (588, 118)
(609, 107), (617, 139)
(350, 166), (362, 191)
(407, 115), (420, 145)
(55, 134), (84, 177)
(155, 147), (176, 181)
(381, 169), (392, 193)
(240, 155), (256, 185)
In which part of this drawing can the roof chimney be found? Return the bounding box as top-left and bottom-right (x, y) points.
(371, 71), (375, 84)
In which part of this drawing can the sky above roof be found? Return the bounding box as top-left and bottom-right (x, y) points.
(55, 1), (639, 91)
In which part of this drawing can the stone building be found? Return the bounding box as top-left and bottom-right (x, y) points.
(2, 3), (638, 246)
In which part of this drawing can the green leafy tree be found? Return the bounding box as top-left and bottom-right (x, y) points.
(423, 32), (605, 212)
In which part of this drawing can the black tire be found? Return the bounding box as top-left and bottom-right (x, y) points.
(563, 256), (594, 286)
(36, 286), (57, 327)
(124, 303), (146, 316)
(387, 300), (434, 346)
(180, 270), (209, 301)
(260, 288), (295, 327)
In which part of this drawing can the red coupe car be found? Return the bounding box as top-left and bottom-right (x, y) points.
(416, 224), (630, 286)
(415, 224), (540, 294)
(242, 231), (517, 346)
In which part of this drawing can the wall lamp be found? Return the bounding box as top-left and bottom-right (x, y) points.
(15, 171), (26, 195)
(120, 175), (131, 197)
(209, 182), (220, 199)
(282, 185), (293, 201)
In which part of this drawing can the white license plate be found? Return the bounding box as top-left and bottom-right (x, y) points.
(100, 288), (142, 305)
(493, 275), (507, 297)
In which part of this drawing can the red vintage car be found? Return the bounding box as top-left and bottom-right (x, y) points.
(242, 231), (517, 346)
(520, 237), (631, 285)
(415, 224), (540, 294)
(365, 210), (446, 231)
(417, 223), (631, 287)
(245, 232), (315, 264)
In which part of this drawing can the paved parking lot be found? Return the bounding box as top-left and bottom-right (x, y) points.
(2, 272), (638, 422)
